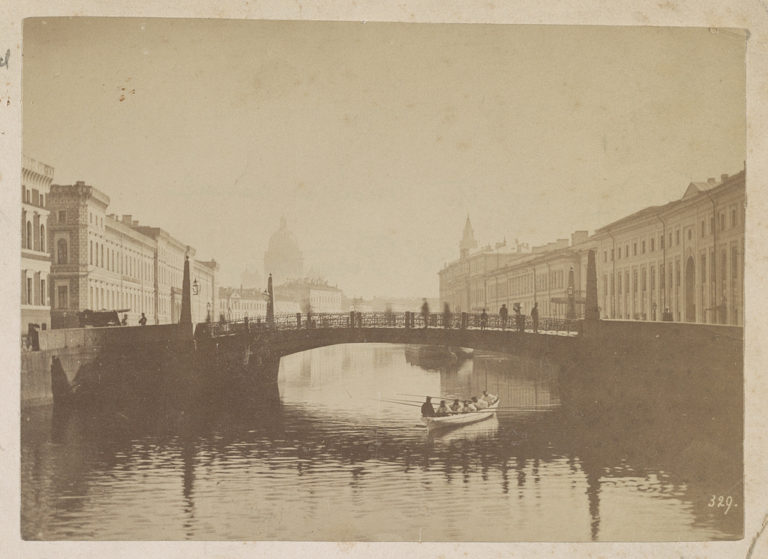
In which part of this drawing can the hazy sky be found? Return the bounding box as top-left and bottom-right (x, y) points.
(22, 19), (746, 298)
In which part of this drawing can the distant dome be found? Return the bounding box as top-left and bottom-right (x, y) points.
(264, 217), (303, 284)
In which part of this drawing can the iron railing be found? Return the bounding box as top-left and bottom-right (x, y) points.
(197, 311), (580, 337)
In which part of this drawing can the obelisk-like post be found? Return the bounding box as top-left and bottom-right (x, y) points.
(266, 273), (274, 327)
(585, 249), (599, 321)
(566, 266), (577, 320)
(179, 254), (193, 337)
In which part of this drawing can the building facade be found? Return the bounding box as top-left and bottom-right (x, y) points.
(591, 171), (744, 325)
(21, 156), (55, 334)
(439, 171), (745, 325)
(47, 181), (218, 328)
(274, 278), (344, 314)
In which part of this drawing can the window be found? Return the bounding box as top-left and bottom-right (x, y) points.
(57, 285), (68, 309)
(101, 245), (104, 268)
(625, 245), (629, 258)
(40, 279), (46, 306)
(651, 238), (655, 252)
(26, 221), (32, 250)
(688, 229), (692, 241)
(58, 210), (66, 223)
(90, 241), (93, 265)
(26, 278), (32, 305)
(633, 243), (637, 256)
(676, 230), (680, 246)
(701, 254), (707, 283)
(642, 269), (647, 292)
(661, 236), (665, 249)
(57, 238), (68, 264)
(660, 264), (665, 288)
(603, 251), (607, 263)
(710, 217), (714, 234)
(676, 262), (681, 287)
(642, 241), (646, 254)
(701, 220), (705, 237)
(731, 209), (737, 228)
(650, 266), (655, 290)
(720, 213), (725, 231)
(618, 274), (622, 294)
(633, 270), (638, 293)
(732, 246), (738, 281)
(40, 225), (45, 252)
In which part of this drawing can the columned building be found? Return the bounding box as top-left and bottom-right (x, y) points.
(47, 181), (218, 327)
(21, 156), (55, 334)
(439, 171), (745, 325)
(592, 171), (744, 325)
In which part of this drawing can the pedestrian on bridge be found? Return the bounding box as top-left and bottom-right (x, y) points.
(480, 308), (488, 331)
(531, 302), (539, 333)
(443, 302), (452, 329)
(139, 313), (147, 326)
(421, 299), (430, 329)
(499, 304), (508, 330)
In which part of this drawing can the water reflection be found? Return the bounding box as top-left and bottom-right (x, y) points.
(21, 343), (741, 541)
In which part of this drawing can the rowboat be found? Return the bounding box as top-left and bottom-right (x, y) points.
(421, 398), (499, 431)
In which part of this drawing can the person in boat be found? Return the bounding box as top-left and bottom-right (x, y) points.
(421, 396), (435, 417)
(449, 399), (462, 413)
(436, 400), (451, 416)
(481, 390), (498, 405)
(473, 396), (488, 410)
(464, 399), (477, 413)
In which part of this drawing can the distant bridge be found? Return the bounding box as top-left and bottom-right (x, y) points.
(194, 312), (581, 364)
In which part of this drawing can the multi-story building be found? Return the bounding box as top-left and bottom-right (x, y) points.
(47, 181), (218, 327)
(21, 156), (55, 334)
(438, 170), (745, 325)
(274, 278), (344, 314)
(591, 171), (744, 324)
(218, 287), (299, 321)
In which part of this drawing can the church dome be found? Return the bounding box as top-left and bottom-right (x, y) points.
(264, 217), (303, 284)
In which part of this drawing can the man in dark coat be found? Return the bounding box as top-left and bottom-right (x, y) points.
(499, 304), (508, 330)
(421, 396), (435, 417)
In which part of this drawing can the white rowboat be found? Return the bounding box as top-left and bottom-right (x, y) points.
(421, 399), (499, 431)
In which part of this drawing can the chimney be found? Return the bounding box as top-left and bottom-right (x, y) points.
(75, 180), (85, 186)
(707, 177), (716, 185)
(721, 173), (729, 182)
(571, 230), (589, 246)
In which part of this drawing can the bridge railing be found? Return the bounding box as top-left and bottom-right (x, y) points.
(197, 311), (580, 337)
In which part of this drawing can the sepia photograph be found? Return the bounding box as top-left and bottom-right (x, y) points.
(17, 15), (749, 545)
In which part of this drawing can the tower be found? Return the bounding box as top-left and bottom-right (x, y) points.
(459, 215), (477, 259)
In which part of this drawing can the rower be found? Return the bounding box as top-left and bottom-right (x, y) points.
(449, 399), (462, 414)
(465, 399), (477, 412)
(421, 396), (435, 417)
(436, 400), (451, 416)
(481, 390), (497, 404)
(473, 396), (488, 410)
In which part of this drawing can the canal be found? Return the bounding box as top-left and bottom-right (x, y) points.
(21, 343), (742, 541)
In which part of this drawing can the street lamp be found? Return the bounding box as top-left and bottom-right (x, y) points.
(206, 301), (211, 322)
(192, 277), (200, 295)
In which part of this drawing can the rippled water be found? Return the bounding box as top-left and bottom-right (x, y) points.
(21, 343), (742, 541)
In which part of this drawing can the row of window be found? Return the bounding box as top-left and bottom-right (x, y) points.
(22, 220), (45, 252)
(22, 187), (45, 208)
(602, 248), (739, 297)
(89, 238), (153, 282)
(603, 209), (740, 264)
(22, 273), (46, 307)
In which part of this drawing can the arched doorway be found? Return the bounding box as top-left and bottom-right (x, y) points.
(685, 256), (695, 322)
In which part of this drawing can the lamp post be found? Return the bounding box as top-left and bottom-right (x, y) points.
(206, 301), (211, 323)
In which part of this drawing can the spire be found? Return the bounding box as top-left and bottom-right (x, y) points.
(459, 214), (477, 259)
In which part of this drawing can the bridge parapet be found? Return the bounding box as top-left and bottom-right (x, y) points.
(196, 311), (581, 340)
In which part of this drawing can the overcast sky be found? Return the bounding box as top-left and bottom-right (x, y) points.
(22, 19), (746, 298)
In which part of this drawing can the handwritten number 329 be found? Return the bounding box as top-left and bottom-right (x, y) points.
(708, 495), (734, 515)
